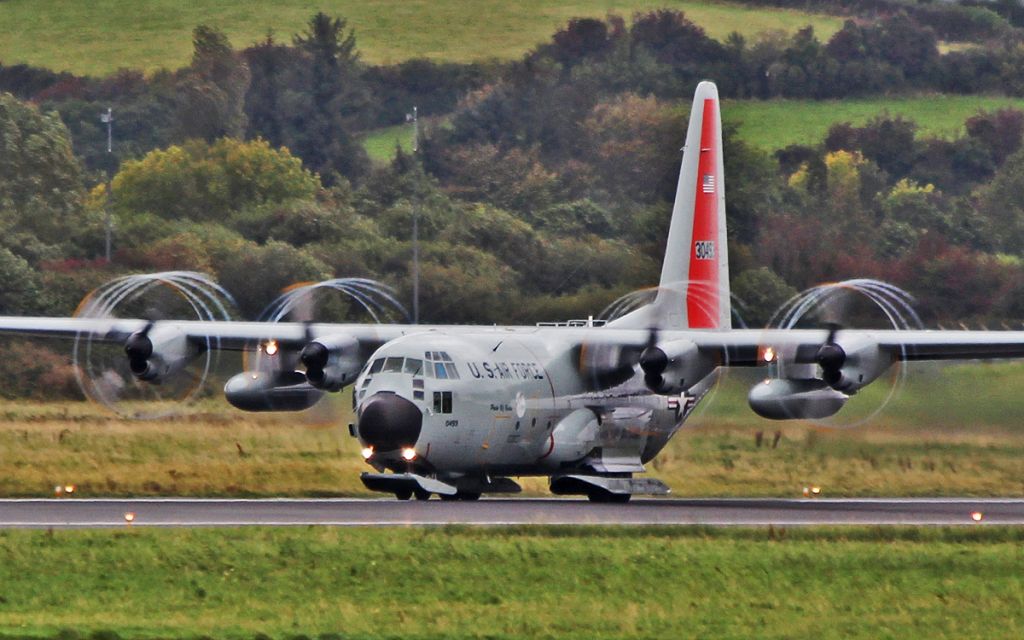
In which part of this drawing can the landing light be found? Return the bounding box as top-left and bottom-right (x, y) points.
(361, 446), (374, 460)
(265, 340), (279, 356)
(401, 447), (417, 462)
(762, 346), (776, 363)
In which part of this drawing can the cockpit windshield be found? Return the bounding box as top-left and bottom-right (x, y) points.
(364, 352), (460, 379)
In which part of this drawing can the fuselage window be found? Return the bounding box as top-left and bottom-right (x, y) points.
(369, 358), (385, 374)
(414, 390), (424, 400)
(432, 391), (454, 414)
(361, 377), (372, 388)
(404, 358), (423, 376)
(383, 357), (404, 373)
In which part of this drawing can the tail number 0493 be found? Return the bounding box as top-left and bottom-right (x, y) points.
(694, 240), (716, 260)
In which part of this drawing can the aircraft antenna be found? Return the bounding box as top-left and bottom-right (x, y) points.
(100, 107), (114, 262)
(408, 105), (420, 323)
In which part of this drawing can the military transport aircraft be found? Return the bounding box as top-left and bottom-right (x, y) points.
(3, 81), (1024, 502)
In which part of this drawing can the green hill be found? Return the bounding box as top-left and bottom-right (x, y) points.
(726, 95), (1024, 151)
(362, 95), (1024, 164)
(0, 0), (841, 76)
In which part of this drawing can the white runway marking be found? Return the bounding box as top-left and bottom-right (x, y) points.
(1, 498), (1023, 527)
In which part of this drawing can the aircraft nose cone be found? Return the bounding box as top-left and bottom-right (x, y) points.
(358, 392), (423, 452)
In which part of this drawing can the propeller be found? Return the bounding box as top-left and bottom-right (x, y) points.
(124, 320), (155, 376)
(72, 271), (237, 419)
(638, 325), (667, 391)
(761, 278), (923, 427)
(575, 280), (740, 418)
(253, 277), (410, 425)
(815, 322), (845, 387)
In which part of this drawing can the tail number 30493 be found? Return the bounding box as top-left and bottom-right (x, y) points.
(694, 240), (716, 260)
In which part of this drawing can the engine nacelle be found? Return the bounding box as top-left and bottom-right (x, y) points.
(748, 378), (848, 420)
(817, 335), (894, 394)
(224, 370), (324, 412)
(639, 339), (716, 394)
(300, 333), (361, 391)
(124, 325), (196, 383)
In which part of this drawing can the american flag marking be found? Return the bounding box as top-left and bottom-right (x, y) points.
(702, 174), (715, 193)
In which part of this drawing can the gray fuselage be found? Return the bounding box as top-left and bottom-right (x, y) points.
(353, 327), (706, 480)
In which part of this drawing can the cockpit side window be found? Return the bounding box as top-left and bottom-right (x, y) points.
(434, 362), (448, 379)
(432, 391), (454, 414)
(369, 358), (385, 374)
(383, 357), (404, 373)
(445, 363), (460, 379)
(403, 358), (423, 376)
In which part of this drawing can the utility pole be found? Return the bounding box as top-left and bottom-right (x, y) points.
(409, 106), (420, 324)
(100, 107), (114, 262)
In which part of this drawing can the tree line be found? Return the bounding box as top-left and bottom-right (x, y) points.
(3, 9), (1024, 397)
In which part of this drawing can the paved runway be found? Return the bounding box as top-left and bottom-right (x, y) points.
(1, 497), (1022, 527)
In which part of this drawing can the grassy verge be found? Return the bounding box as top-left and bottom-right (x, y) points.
(0, 1), (841, 76)
(2, 361), (1024, 498)
(0, 526), (1021, 638)
(725, 95), (1024, 151)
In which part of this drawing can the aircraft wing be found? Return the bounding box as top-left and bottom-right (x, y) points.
(0, 316), (414, 350)
(691, 329), (1024, 365)
(4, 317), (1024, 361)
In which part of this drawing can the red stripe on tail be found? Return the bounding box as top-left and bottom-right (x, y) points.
(686, 98), (720, 328)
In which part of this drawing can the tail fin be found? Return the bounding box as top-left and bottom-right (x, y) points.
(614, 81), (730, 330)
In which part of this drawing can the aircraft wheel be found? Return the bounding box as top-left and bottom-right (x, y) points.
(457, 492), (481, 501)
(395, 489), (413, 501)
(439, 493), (459, 501)
(587, 489), (631, 504)
(413, 488), (432, 501)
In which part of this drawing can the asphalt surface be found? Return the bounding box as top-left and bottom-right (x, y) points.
(0, 497), (1022, 527)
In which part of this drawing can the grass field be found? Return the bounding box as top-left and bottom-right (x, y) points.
(724, 95), (1024, 151)
(361, 94), (1024, 164)
(3, 361), (1024, 499)
(362, 123), (415, 164)
(0, 526), (1022, 638)
(0, 1), (842, 76)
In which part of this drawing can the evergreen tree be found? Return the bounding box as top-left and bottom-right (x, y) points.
(290, 13), (371, 183)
